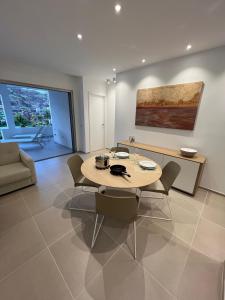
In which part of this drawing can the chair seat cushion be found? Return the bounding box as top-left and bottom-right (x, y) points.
(140, 180), (166, 194)
(76, 176), (100, 188)
(0, 162), (31, 186)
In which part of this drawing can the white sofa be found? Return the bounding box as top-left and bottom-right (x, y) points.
(0, 142), (36, 196)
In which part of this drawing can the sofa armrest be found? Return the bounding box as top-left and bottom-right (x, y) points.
(20, 149), (37, 184)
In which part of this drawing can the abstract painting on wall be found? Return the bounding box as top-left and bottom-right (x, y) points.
(135, 81), (204, 130)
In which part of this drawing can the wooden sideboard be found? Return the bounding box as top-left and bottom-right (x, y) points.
(117, 140), (206, 196)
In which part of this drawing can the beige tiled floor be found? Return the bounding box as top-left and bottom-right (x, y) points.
(0, 153), (224, 300)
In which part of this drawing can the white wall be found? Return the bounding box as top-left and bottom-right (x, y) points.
(0, 59), (84, 151)
(115, 46), (225, 194)
(48, 90), (72, 149)
(0, 60), (116, 153)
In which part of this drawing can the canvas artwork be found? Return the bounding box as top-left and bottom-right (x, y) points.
(135, 81), (204, 130)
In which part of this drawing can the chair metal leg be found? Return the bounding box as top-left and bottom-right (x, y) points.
(138, 192), (173, 221)
(166, 196), (173, 220)
(91, 214), (104, 248)
(68, 186), (100, 213)
(68, 205), (95, 213)
(91, 214), (99, 248)
(137, 190), (142, 209)
(138, 214), (172, 221)
(141, 194), (164, 199)
(133, 220), (137, 259)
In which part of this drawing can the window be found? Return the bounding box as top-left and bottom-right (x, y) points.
(7, 85), (52, 127)
(0, 95), (8, 128)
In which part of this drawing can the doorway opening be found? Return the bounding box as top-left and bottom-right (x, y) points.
(0, 81), (76, 161)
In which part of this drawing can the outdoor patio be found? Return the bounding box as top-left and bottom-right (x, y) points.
(19, 137), (73, 161)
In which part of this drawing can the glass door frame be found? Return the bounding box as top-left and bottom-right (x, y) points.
(0, 79), (77, 160)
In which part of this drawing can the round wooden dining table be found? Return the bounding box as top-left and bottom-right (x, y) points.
(81, 154), (162, 189)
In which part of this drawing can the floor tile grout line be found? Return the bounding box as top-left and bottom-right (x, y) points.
(100, 214), (145, 249)
(138, 191), (207, 247)
(168, 193), (207, 216)
(139, 260), (177, 299)
(119, 192), (209, 299)
(143, 189), (207, 216)
(46, 210), (94, 249)
(189, 190), (208, 249)
(47, 228), (75, 248)
(1, 185), (221, 299)
(20, 183), (72, 218)
(0, 248), (47, 284)
(31, 215), (76, 300)
(46, 247), (76, 300)
(148, 189), (225, 252)
(200, 215), (225, 232)
(121, 242), (177, 299)
(75, 242), (130, 300)
(0, 192), (50, 284)
(145, 193), (203, 219)
(174, 190), (209, 296)
(134, 243), (187, 299)
(99, 205), (202, 298)
(25, 189), (79, 248)
(22, 186), (120, 294)
(145, 267), (178, 299)
(45, 212), (130, 299)
(30, 204), (124, 300)
(138, 217), (192, 248)
(0, 221), (176, 300)
(0, 196), (33, 238)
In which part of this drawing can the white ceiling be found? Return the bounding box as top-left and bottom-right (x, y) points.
(0, 0), (225, 79)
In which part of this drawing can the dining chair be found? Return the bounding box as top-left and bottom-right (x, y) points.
(91, 191), (139, 259)
(138, 161), (181, 221)
(67, 154), (101, 212)
(110, 146), (130, 153)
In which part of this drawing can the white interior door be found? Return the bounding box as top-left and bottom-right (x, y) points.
(89, 94), (105, 151)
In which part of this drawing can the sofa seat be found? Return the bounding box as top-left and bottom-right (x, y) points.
(0, 162), (31, 186)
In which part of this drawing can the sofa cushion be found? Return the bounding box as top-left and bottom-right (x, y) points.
(0, 162), (31, 186)
(0, 142), (20, 166)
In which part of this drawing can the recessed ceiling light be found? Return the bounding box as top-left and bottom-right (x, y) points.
(186, 44), (192, 50)
(77, 33), (83, 40)
(113, 68), (116, 72)
(113, 78), (117, 84)
(106, 79), (111, 85)
(114, 3), (122, 14)
(142, 58), (146, 63)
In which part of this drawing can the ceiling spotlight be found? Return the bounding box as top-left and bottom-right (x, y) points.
(113, 77), (117, 84)
(186, 44), (192, 50)
(114, 3), (122, 14)
(142, 58), (146, 63)
(77, 33), (83, 40)
(113, 68), (116, 72)
(106, 79), (111, 85)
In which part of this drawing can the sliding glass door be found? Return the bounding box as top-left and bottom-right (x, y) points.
(0, 82), (75, 161)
